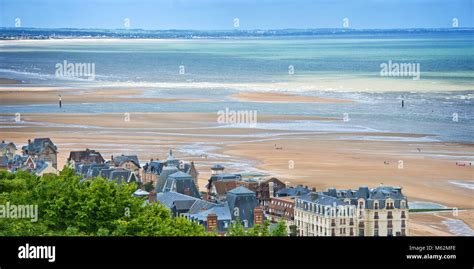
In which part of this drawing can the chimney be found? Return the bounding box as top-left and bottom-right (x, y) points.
(254, 206), (264, 225)
(312, 187), (316, 192)
(285, 181), (290, 188)
(269, 181), (274, 198)
(1, 140), (4, 143)
(150, 158), (154, 162)
(148, 190), (156, 203)
(28, 139), (31, 144)
(207, 213), (218, 231)
(111, 155), (114, 161)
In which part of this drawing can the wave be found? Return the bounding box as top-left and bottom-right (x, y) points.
(0, 68), (111, 83)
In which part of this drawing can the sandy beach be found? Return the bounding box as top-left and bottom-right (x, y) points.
(1, 109), (472, 236)
(0, 86), (210, 104)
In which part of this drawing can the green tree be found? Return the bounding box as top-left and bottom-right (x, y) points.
(0, 168), (208, 236)
(144, 182), (154, 192)
(226, 218), (246, 236)
(271, 220), (288, 236)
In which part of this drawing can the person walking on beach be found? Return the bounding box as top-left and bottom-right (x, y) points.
(58, 94), (62, 109)
(401, 99), (404, 108)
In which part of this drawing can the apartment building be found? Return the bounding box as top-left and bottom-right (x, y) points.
(294, 185), (408, 236)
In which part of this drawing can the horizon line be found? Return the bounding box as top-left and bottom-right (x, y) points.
(1, 27), (474, 32)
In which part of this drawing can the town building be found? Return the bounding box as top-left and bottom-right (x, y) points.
(294, 185), (408, 236)
(268, 196), (295, 229)
(67, 148), (105, 168)
(276, 184), (312, 197)
(141, 149), (199, 190)
(163, 171), (201, 199)
(0, 140), (16, 160)
(21, 138), (58, 169)
(239, 177), (286, 207)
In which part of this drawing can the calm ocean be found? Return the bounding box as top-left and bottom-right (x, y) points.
(0, 32), (473, 142)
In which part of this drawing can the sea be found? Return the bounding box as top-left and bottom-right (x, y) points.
(0, 30), (473, 143)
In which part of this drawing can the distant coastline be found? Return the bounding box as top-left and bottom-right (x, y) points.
(1, 27), (473, 40)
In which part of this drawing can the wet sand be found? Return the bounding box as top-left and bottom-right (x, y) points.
(231, 91), (354, 103)
(0, 86), (209, 105)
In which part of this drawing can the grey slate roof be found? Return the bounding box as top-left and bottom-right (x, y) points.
(324, 185), (408, 209)
(165, 149), (180, 166)
(109, 169), (132, 184)
(299, 192), (345, 206)
(163, 171), (200, 198)
(226, 186), (258, 226)
(188, 199), (217, 214)
(187, 204), (232, 222)
(0, 156), (8, 167)
(143, 160), (164, 174)
(228, 185), (255, 195)
(111, 155), (140, 168)
(276, 185), (311, 197)
(22, 138), (57, 154)
(155, 191), (200, 208)
(156, 165), (179, 192)
(0, 141), (16, 150)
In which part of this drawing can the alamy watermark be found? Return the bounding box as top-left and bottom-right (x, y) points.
(0, 202), (38, 222)
(380, 60), (420, 80)
(217, 107), (257, 127)
(55, 60), (96, 81)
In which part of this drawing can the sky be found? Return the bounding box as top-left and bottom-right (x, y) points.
(0, 0), (473, 30)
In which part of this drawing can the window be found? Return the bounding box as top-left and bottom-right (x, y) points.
(358, 228), (364, 236)
(374, 229), (379, 236)
(388, 228), (393, 236)
(387, 211), (393, 219)
(374, 202), (379, 209)
(374, 212), (379, 219)
(401, 211), (406, 219)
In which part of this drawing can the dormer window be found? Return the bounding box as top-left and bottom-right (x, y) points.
(374, 201), (379, 209)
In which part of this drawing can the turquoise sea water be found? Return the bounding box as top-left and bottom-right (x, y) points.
(0, 32), (473, 143)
